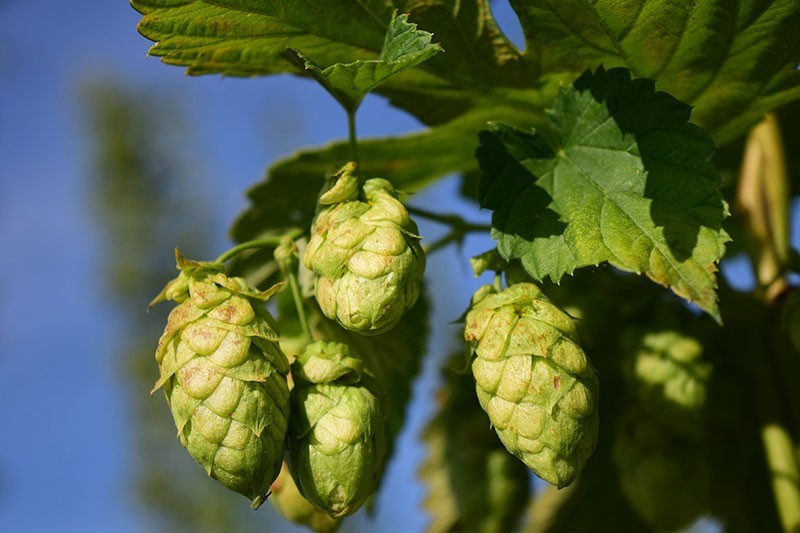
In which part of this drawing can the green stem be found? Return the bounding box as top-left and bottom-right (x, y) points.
(348, 110), (360, 181)
(214, 229), (303, 264)
(406, 205), (492, 233)
(423, 232), (460, 255)
(493, 273), (503, 292)
(287, 269), (313, 343)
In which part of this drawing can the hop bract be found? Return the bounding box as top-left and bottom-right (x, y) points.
(464, 283), (599, 488)
(288, 341), (386, 517)
(152, 251), (290, 508)
(303, 162), (425, 335)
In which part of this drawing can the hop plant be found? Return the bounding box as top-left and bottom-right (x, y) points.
(464, 283), (599, 488)
(613, 412), (710, 530)
(288, 340), (387, 517)
(270, 462), (341, 533)
(303, 162), (425, 335)
(151, 251), (290, 508)
(621, 328), (710, 435)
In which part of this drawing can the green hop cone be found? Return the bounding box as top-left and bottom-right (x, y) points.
(621, 328), (710, 435)
(270, 462), (341, 533)
(303, 162), (425, 335)
(464, 283), (599, 488)
(288, 340), (386, 517)
(613, 412), (709, 530)
(151, 251), (290, 508)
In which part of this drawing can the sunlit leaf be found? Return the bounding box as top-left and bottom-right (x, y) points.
(478, 67), (730, 320)
(510, 0), (800, 144)
(285, 12), (442, 112)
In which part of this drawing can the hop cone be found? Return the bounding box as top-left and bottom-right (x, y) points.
(270, 462), (341, 533)
(288, 341), (386, 517)
(613, 413), (709, 530)
(464, 283), (599, 488)
(621, 328), (710, 434)
(303, 162), (425, 335)
(152, 251), (290, 508)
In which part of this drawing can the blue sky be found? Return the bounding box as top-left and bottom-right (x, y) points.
(0, 1), (795, 532)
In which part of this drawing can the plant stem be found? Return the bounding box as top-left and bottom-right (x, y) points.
(406, 205), (492, 233)
(273, 237), (314, 344)
(348, 110), (361, 181)
(214, 228), (303, 264)
(287, 269), (314, 343)
(407, 205), (492, 255)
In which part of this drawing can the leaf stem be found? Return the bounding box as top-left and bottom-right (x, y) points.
(288, 268), (314, 344)
(493, 273), (503, 292)
(214, 228), (303, 264)
(406, 205), (491, 233)
(274, 238), (314, 344)
(348, 110), (361, 182)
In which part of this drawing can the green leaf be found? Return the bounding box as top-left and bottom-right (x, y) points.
(132, 0), (392, 76)
(286, 12), (442, 112)
(131, 1), (541, 126)
(510, 0), (800, 144)
(419, 354), (530, 533)
(478, 67), (729, 320)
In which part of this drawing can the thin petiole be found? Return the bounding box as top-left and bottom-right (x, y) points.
(214, 228), (303, 264)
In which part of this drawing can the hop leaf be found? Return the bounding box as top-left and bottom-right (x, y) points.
(464, 283), (599, 488)
(613, 412), (710, 530)
(288, 341), (387, 517)
(152, 251), (290, 508)
(304, 162), (426, 335)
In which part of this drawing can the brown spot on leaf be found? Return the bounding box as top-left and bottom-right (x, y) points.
(553, 376), (561, 389)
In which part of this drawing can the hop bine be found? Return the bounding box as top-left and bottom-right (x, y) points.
(304, 162), (425, 335)
(288, 340), (386, 517)
(464, 282), (599, 488)
(150, 251), (290, 509)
